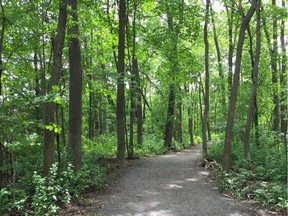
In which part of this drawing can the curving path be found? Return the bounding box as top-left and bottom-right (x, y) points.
(85, 144), (255, 216)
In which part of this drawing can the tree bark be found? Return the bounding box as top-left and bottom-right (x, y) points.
(0, 1), (5, 96)
(0, 1), (5, 187)
(43, 0), (67, 177)
(188, 106), (194, 146)
(135, 59), (143, 145)
(68, 0), (83, 172)
(163, 0), (184, 149)
(164, 84), (176, 149)
(176, 100), (183, 144)
(222, 0), (257, 172)
(116, 0), (126, 162)
(280, 0), (287, 145)
(244, 1), (261, 160)
(225, 0), (236, 92)
(202, 0), (210, 159)
(271, 0), (279, 133)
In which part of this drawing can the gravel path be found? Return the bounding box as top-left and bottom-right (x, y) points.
(85, 144), (255, 216)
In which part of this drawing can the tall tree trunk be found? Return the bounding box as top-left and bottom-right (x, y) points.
(176, 100), (183, 144)
(222, 0), (257, 172)
(135, 59), (143, 145)
(280, 0), (287, 145)
(0, 1), (5, 96)
(225, 0), (236, 91)
(56, 105), (61, 169)
(128, 59), (136, 159)
(68, 0), (83, 172)
(163, 0), (183, 149)
(164, 84), (176, 149)
(43, 0), (67, 176)
(116, 0), (126, 162)
(188, 107), (194, 146)
(88, 73), (94, 139)
(0, 1), (5, 187)
(244, 1), (261, 160)
(271, 0), (279, 133)
(102, 72), (108, 134)
(202, 0), (210, 158)
(185, 85), (194, 146)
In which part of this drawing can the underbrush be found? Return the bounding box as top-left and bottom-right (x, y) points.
(209, 139), (287, 212)
(0, 159), (109, 215)
(1, 133), (186, 215)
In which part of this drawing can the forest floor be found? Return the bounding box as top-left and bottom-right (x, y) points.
(59, 145), (282, 216)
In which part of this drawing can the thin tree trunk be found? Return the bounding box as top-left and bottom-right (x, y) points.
(0, 1), (5, 187)
(116, 0), (126, 163)
(222, 0), (257, 172)
(176, 100), (183, 144)
(280, 0), (287, 145)
(43, 0), (67, 176)
(61, 105), (66, 147)
(271, 0), (279, 133)
(56, 105), (61, 169)
(244, 1), (261, 160)
(188, 107), (194, 146)
(0, 1), (5, 96)
(185, 85), (194, 146)
(135, 59), (143, 145)
(68, 0), (83, 172)
(225, 1), (235, 91)
(88, 73), (93, 139)
(102, 73), (108, 134)
(0, 142), (3, 188)
(202, 0), (210, 159)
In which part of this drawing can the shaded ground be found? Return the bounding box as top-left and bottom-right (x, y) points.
(65, 144), (260, 216)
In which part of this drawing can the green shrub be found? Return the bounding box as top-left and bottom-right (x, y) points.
(208, 137), (287, 211)
(31, 163), (72, 216)
(134, 134), (166, 157)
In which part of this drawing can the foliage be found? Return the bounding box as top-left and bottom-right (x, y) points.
(209, 136), (287, 211)
(31, 164), (72, 216)
(134, 134), (167, 157)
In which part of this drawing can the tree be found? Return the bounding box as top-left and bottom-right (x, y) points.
(244, 0), (261, 160)
(0, 0), (5, 187)
(68, 0), (83, 172)
(222, 0), (257, 172)
(224, 0), (237, 91)
(163, 0), (184, 149)
(116, 0), (126, 162)
(43, 0), (67, 177)
(280, 0), (287, 145)
(201, 0), (210, 159)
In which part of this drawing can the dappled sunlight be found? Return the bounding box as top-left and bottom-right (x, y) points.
(185, 178), (198, 182)
(164, 183), (183, 189)
(229, 213), (246, 216)
(134, 210), (173, 216)
(160, 154), (177, 158)
(117, 201), (173, 216)
(198, 171), (209, 176)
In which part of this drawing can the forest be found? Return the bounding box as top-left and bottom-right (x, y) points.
(0, 0), (287, 215)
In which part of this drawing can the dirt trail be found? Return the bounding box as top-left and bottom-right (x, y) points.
(79, 144), (256, 216)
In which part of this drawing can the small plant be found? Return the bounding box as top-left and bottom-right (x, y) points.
(31, 163), (72, 216)
(209, 137), (287, 212)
